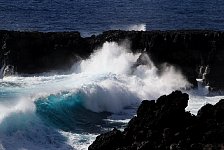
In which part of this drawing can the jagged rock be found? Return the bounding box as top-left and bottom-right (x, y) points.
(89, 128), (124, 150)
(89, 91), (224, 150)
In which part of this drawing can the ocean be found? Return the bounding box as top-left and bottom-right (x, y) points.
(0, 0), (224, 150)
(1, 0), (224, 36)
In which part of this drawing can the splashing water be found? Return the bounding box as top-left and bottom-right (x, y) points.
(127, 24), (146, 31)
(0, 41), (223, 149)
(0, 64), (5, 79)
(110, 23), (146, 32)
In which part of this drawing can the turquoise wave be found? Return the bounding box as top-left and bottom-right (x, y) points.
(35, 92), (111, 133)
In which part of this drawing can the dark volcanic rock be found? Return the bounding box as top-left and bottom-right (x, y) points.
(89, 91), (224, 150)
(88, 128), (124, 150)
(1, 30), (224, 89)
(0, 30), (92, 73)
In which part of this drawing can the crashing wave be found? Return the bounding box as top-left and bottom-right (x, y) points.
(0, 41), (213, 149)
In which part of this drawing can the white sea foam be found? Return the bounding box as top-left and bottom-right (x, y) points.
(60, 132), (97, 150)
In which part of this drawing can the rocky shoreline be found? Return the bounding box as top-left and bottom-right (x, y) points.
(89, 91), (224, 150)
(1, 30), (224, 90)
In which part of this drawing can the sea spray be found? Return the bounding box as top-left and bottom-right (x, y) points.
(110, 23), (146, 32)
(127, 24), (146, 31)
(72, 41), (191, 101)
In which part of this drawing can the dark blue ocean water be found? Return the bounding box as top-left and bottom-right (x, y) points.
(1, 0), (224, 36)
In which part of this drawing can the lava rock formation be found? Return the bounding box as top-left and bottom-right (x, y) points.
(89, 91), (224, 150)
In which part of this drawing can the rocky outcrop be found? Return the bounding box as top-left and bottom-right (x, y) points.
(0, 30), (224, 89)
(89, 91), (224, 150)
(0, 30), (93, 73)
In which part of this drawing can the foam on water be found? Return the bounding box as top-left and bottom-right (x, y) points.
(0, 41), (223, 149)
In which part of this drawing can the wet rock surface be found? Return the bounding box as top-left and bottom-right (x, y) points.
(0, 30), (224, 89)
(89, 91), (224, 150)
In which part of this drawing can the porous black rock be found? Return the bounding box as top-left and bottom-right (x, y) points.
(89, 91), (224, 150)
(88, 128), (124, 150)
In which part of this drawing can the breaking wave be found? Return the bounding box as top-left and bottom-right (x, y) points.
(0, 41), (213, 149)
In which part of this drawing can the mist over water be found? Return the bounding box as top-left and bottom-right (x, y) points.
(0, 41), (223, 149)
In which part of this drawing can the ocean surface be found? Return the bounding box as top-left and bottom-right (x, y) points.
(1, 1), (224, 150)
(0, 0), (224, 36)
